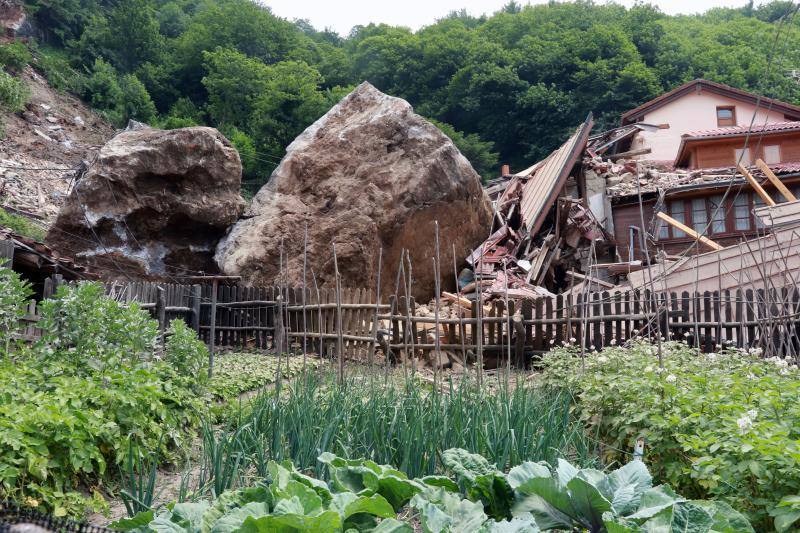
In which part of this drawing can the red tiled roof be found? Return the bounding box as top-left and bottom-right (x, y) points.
(684, 120), (800, 139)
(621, 79), (800, 126)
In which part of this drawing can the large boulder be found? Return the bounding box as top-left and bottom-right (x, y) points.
(215, 82), (493, 300)
(46, 126), (245, 278)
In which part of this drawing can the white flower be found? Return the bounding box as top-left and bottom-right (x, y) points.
(746, 409), (758, 419)
(737, 415), (753, 432)
(665, 374), (677, 383)
(747, 373), (756, 380)
(655, 367), (666, 374)
(549, 339), (555, 345)
(644, 365), (653, 373)
(597, 355), (609, 364)
(684, 331), (691, 337)
(610, 338), (617, 346)
(570, 337), (576, 343)
(706, 352), (717, 361)
(589, 345), (596, 351)
(781, 368), (791, 375)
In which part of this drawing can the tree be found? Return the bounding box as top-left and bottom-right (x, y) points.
(119, 74), (157, 124)
(249, 60), (329, 157)
(201, 48), (271, 128)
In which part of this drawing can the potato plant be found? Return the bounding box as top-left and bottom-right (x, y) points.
(541, 340), (800, 530)
(0, 270), (209, 517)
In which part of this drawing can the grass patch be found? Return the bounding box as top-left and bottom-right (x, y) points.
(0, 207), (45, 240)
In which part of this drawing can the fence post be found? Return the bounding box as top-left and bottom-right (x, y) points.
(190, 284), (201, 335)
(0, 239), (13, 267)
(208, 279), (218, 378)
(156, 286), (166, 352)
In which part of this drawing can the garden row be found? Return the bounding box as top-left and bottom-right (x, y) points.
(112, 449), (752, 532)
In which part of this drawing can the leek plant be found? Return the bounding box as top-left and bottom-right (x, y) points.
(206, 371), (593, 484)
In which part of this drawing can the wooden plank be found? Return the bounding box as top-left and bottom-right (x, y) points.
(656, 211), (723, 251)
(739, 163), (776, 206)
(755, 158), (796, 202)
(0, 239), (14, 265)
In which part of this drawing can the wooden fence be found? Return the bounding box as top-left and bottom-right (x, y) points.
(12, 278), (800, 362)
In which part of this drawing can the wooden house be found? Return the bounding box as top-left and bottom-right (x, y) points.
(607, 80), (800, 262)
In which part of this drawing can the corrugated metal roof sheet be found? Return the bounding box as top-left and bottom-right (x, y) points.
(520, 115), (594, 233)
(684, 120), (800, 139)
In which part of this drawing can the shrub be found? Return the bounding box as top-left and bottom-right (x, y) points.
(541, 340), (800, 530)
(0, 274), (208, 517)
(0, 70), (29, 112)
(0, 41), (32, 73)
(33, 45), (87, 94)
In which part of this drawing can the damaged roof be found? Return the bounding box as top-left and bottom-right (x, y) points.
(621, 79), (800, 125)
(1, 225), (95, 279)
(521, 114), (594, 234)
(599, 159), (800, 200)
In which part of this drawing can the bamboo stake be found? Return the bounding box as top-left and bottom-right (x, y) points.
(405, 250), (417, 377)
(755, 159), (796, 202)
(433, 221), (442, 388)
(739, 163), (776, 207)
(310, 269), (324, 365)
(332, 244), (344, 384)
(302, 223), (308, 372)
(368, 247), (383, 372)
(452, 244), (467, 369)
(397, 252), (409, 380)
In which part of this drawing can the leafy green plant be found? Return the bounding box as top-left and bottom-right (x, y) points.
(541, 340), (800, 529)
(0, 266), (32, 353)
(0, 41), (32, 72)
(0, 207), (46, 240)
(111, 452), (747, 533)
(0, 279), (208, 517)
(0, 69), (29, 112)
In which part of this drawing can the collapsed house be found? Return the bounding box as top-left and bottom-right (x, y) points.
(468, 78), (800, 304)
(467, 115), (616, 302)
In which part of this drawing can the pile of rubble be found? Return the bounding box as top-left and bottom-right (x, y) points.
(456, 115), (612, 303)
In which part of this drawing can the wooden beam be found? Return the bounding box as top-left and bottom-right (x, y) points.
(738, 163), (776, 206)
(609, 147), (652, 161)
(755, 158), (796, 202)
(656, 211), (724, 251)
(565, 270), (614, 288)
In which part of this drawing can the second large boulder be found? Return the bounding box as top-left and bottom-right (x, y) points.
(215, 82), (493, 300)
(46, 126), (245, 278)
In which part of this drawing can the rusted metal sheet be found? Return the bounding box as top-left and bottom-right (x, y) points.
(520, 114), (594, 234)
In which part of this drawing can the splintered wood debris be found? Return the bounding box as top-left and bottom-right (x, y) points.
(455, 115), (613, 305)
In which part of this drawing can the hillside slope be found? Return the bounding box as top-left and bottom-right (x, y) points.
(0, 65), (114, 224)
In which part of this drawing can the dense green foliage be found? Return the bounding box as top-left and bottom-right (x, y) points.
(0, 271), (209, 517)
(19, 0), (800, 186)
(541, 340), (800, 530)
(110, 451), (752, 532)
(208, 353), (317, 403)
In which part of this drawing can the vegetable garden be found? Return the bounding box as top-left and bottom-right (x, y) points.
(2, 265), (800, 531)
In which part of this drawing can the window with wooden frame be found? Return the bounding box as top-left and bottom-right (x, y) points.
(716, 106), (736, 127)
(658, 192), (767, 240)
